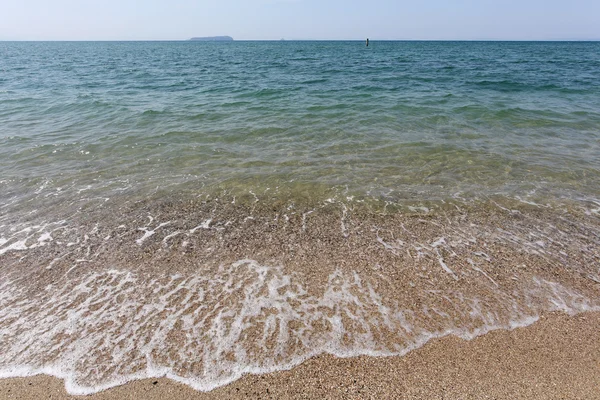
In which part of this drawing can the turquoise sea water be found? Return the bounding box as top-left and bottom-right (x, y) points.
(1, 41), (600, 210)
(1, 41), (600, 394)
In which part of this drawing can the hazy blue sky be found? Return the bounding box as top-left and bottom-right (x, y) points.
(1, 0), (599, 41)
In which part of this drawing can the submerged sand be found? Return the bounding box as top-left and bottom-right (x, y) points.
(1, 195), (599, 397)
(1, 311), (599, 399)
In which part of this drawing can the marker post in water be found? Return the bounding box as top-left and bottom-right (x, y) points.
(366, 38), (369, 47)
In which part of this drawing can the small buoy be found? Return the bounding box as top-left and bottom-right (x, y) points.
(366, 38), (369, 47)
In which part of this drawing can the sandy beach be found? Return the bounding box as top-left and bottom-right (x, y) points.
(1, 310), (599, 400)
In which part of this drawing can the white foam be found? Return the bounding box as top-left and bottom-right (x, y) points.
(37, 232), (53, 245)
(162, 231), (182, 246)
(0, 258), (597, 396)
(0, 238), (29, 255)
(77, 185), (93, 194)
(190, 219), (212, 234)
(34, 180), (51, 194)
(301, 211), (313, 232)
(340, 203), (349, 238)
(249, 191), (259, 203)
(431, 237), (446, 247)
(436, 253), (458, 281)
(136, 222), (171, 246)
(376, 231), (404, 255)
(408, 206), (429, 213)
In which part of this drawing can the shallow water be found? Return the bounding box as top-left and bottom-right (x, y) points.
(0, 41), (599, 394)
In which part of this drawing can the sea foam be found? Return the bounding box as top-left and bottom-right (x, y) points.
(0, 258), (596, 395)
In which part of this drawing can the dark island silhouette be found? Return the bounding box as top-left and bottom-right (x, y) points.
(189, 36), (234, 41)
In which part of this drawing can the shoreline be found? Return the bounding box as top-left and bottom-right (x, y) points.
(2, 40), (600, 400)
(1, 198), (599, 399)
(1, 311), (599, 399)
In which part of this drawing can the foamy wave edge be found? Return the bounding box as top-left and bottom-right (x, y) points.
(0, 261), (597, 396)
(0, 311), (591, 395)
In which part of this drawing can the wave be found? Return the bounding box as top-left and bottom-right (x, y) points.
(0, 196), (599, 394)
(0, 260), (595, 395)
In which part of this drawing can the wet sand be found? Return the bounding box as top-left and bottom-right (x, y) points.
(1, 198), (599, 398)
(1, 311), (599, 400)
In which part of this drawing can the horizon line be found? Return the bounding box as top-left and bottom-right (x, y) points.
(2, 38), (600, 42)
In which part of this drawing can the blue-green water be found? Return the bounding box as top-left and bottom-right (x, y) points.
(1, 41), (600, 210)
(1, 42), (600, 394)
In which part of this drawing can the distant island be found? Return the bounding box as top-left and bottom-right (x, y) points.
(189, 36), (233, 41)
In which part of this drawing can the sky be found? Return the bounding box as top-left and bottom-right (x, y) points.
(1, 0), (599, 41)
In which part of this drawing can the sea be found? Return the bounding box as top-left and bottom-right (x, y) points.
(0, 41), (599, 394)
